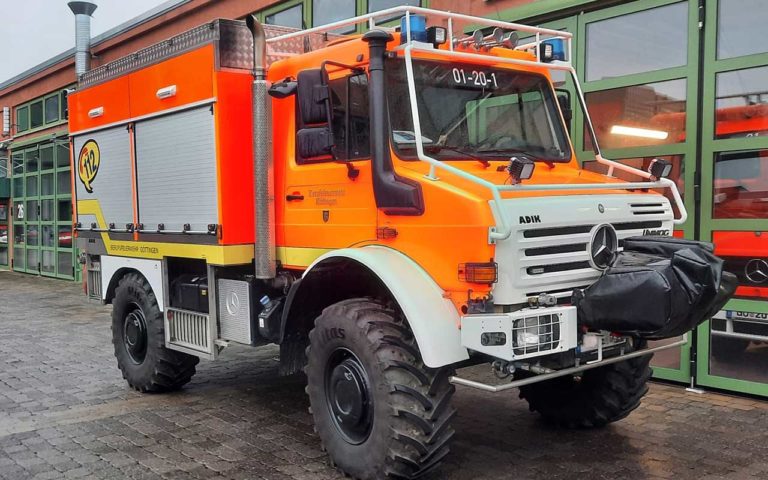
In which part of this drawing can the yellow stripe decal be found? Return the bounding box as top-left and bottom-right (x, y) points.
(77, 200), (253, 265)
(276, 246), (334, 268)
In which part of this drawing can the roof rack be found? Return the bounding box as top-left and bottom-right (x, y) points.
(268, 5), (572, 66)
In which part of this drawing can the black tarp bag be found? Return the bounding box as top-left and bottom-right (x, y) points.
(572, 236), (737, 339)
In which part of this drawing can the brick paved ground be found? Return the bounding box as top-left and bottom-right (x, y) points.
(1, 271), (767, 480)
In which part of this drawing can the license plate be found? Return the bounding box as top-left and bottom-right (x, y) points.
(726, 310), (768, 321)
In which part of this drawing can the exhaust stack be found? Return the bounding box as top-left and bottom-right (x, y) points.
(68, 1), (98, 77)
(246, 15), (276, 279)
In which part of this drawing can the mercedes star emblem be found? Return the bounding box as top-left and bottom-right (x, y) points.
(226, 291), (241, 316)
(587, 223), (618, 271)
(745, 258), (768, 284)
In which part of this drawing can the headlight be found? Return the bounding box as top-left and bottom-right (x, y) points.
(513, 314), (560, 355)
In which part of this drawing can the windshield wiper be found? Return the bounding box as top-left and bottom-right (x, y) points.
(476, 147), (566, 162)
(434, 146), (491, 168)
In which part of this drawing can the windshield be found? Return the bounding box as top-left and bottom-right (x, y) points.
(386, 58), (572, 162)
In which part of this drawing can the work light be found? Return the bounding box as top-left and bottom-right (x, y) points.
(647, 158), (672, 180)
(540, 39), (566, 62)
(507, 156), (535, 184)
(427, 26), (447, 46)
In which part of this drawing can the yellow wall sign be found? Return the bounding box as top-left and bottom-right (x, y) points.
(78, 140), (100, 193)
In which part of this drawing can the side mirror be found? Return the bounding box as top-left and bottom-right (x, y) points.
(296, 69), (335, 160)
(555, 88), (572, 132)
(268, 78), (298, 99)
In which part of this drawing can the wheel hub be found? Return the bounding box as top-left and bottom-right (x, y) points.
(326, 350), (373, 444)
(124, 306), (148, 364)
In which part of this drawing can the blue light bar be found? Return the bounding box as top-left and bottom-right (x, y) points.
(400, 14), (428, 44)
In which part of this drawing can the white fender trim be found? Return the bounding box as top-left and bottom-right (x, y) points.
(101, 256), (165, 311)
(305, 246), (469, 368)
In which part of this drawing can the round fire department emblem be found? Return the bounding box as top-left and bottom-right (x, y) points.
(78, 139), (101, 193)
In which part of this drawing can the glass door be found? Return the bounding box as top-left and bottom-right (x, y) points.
(23, 147), (40, 274)
(11, 150), (24, 272)
(695, 0), (768, 396)
(39, 144), (57, 277)
(574, 0), (701, 382)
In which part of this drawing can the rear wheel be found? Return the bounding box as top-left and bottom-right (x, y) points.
(519, 351), (652, 428)
(112, 273), (199, 392)
(305, 298), (455, 479)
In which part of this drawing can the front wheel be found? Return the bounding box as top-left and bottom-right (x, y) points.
(305, 298), (455, 480)
(518, 349), (652, 428)
(112, 273), (199, 392)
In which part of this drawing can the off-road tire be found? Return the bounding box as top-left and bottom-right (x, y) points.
(711, 336), (750, 360)
(518, 351), (652, 428)
(112, 273), (199, 392)
(305, 298), (455, 480)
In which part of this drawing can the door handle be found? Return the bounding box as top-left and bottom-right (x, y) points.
(286, 194), (304, 201)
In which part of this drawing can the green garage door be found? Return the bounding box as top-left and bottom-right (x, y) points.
(10, 139), (75, 279)
(505, 0), (768, 395)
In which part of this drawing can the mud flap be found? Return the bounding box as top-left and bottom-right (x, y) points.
(572, 236), (737, 340)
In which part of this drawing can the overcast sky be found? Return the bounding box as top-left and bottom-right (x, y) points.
(1, 0), (170, 82)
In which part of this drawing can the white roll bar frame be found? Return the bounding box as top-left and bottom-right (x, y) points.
(268, 6), (688, 242)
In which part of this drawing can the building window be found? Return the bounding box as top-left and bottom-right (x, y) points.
(585, 79), (687, 150)
(715, 65), (768, 139)
(13, 89), (70, 135)
(265, 3), (303, 29)
(717, 0), (768, 60)
(258, 0), (422, 33)
(44, 95), (60, 124)
(713, 149), (768, 219)
(368, 0), (419, 14)
(16, 106), (29, 133)
(585, 2), (688, 81)
(313, 0), (356, 33)
(30, 100), (44, 129)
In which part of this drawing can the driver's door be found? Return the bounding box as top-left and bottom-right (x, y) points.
(281, 70), (377, 267)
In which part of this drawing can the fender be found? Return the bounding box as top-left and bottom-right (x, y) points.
(101, 256), (165, 310)
(296, 246), (469, 368)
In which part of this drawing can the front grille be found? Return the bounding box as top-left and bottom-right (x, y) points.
(527, 261), (590, 275)
(521, 220), (663, 277)
(493, 195), (674, 305)
(525, 243), (587, 256)
(630, 202), (669, 216)
(167, 308), (212, 355)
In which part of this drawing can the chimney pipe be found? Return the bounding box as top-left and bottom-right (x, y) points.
(68, 1), (98, 77)
(246, 15), (275, 279)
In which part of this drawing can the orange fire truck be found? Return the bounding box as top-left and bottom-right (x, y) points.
(68, 7), (735, 478)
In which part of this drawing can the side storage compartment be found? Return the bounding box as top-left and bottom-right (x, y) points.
(73, 126), (134, 231)
(134, 106), (219, 233)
